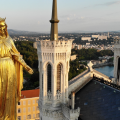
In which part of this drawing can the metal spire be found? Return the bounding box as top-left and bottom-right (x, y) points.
(50, 0), (59, 41)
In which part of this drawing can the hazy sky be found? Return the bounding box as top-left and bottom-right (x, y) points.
(1, 0), (120, 32)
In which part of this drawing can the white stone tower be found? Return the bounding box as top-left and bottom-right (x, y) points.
(114, 37), (120, 85)
(37, 0), (80, 120)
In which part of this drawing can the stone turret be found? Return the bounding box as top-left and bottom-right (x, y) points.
(37, 0), (80, 120)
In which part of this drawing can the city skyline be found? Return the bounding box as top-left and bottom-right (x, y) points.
(1, 0), (120, 32)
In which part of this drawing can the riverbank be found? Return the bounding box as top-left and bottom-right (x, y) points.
(93, 62), (113, 68)
(94, 65), (114, 77)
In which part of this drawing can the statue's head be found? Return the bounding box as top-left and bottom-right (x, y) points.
(0, 17), (9, 39)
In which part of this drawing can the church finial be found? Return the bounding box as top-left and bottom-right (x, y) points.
(50, 0), (59, 41)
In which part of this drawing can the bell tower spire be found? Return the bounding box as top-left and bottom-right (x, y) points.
(50, 0), (59, 41)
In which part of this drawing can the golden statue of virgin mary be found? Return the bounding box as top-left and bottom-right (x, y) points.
(0, 18), (33, 120)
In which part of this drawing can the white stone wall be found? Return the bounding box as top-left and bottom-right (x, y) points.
(81, 37), (91, 41)
(68, 72), (92, 95)
(98, 35), (107, 40)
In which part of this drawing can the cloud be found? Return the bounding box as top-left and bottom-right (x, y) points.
(96, 1), (120, 6)
(60, 14), (85, 21)
(84, 1), (120, 8)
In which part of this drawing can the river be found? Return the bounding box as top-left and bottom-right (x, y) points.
(94, 66), (114, 77)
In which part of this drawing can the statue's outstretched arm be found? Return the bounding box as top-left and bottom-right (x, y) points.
(10, 39), (33, 74)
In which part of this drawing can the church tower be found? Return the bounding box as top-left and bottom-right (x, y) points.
(37, 0), (80, 120)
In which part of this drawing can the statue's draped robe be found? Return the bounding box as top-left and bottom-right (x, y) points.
(0, 36), (24, 120)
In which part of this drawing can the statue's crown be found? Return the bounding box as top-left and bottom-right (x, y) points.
(0, 17), (6, 26)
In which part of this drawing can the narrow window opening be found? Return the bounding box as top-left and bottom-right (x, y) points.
(47, 64), (51, 92)
(18, 102), (20, 105)
(18, 116), (21, 120)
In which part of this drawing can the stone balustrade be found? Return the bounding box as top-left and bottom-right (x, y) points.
(42, 109), (63, 118)
(93, 69), (111, 82)
(41, 102), (80, 119)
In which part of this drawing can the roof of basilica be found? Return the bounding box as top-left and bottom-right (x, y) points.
(75, 80), (120, 120)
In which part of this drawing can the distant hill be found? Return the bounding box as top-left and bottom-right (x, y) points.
(8, 29), (96, 35)
(7, 29), (120, 35)
(8, 29), (41, 35)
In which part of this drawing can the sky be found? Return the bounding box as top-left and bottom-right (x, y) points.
(0, 0), (120, 32)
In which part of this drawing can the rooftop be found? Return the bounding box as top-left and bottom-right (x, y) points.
(75, 80), (120, 120)
(21, 89), (39, 99)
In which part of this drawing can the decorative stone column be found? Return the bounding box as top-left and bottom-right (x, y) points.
(39, 62), (42, 100)
(52, 68), (56, 107)
(63, 71), (66, 104)
(65, 61), (69, 103)
(42, 70), (46, 105)
(66, 73), (69, 103)
(71, 92), (75, 109)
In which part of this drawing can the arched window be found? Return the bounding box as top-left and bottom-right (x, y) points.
(57, 63), (62, 91)
(47, 64), (51, 92)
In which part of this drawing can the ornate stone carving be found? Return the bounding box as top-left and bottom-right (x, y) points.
(38, 40), (73, 50)
(87, 61), (93, 72)
(47, 90), (52, 101)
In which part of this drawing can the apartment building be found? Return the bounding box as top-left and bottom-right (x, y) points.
(17, 89), (40, 120)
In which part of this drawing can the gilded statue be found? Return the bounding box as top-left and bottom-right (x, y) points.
(0, 18), (33, 120)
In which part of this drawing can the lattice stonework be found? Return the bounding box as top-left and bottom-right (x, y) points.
(47, 64), (52, 92)
(57, 64), (61, 91)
